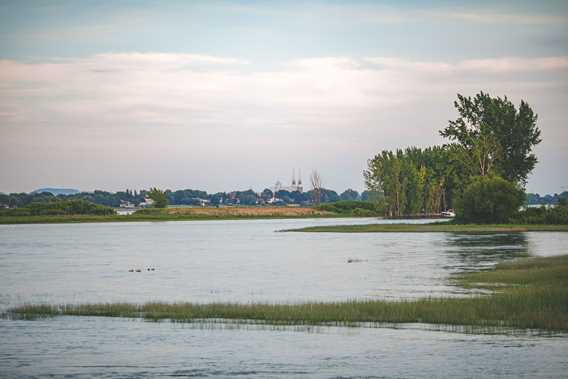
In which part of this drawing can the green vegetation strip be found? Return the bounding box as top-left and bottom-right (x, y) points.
(284, 223), (568, 233)
(8, 255), (568, 332)
(0, 213), (348, 225)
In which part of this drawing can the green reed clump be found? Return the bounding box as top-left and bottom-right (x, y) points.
(286, 223), (568, 233)
(7, 255), (568, 332)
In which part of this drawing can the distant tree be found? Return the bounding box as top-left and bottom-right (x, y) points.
(289, 190), (309, 204)
(457, 175), (524, 223)
(210, 192), (226, 205)
(236, 189), (259, 205)
(360, 190), (381, 202)
(310, 170), (323, 204)
(148, 188), (168, 208)
(260, 188), (274, 201)
(25, 199), (115, 216)
(440, 92), (541, 185)
(340, 189), (359, 201)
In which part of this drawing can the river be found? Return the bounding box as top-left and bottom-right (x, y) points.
(1, 218), (567, 378)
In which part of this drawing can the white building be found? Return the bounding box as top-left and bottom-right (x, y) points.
(273, 169), (303, 193)
(138, 197), (155, 208)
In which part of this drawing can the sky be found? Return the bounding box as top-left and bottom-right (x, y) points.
(1, 0), (567, 195)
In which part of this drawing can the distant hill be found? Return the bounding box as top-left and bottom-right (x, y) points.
(32, 187), (80, 196)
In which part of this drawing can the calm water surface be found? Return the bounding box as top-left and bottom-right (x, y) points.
(1, 218), (567, 378)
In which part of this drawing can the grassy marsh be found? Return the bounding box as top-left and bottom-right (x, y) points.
(0, 207), (337, 224)
(8, 255), (568, 332)
(284, 223), (568, 233)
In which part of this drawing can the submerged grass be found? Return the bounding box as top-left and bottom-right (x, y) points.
(284, 223), (568, 233)
(7, 255), (568, 332)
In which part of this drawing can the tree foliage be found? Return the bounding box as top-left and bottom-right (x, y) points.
(510, 203), (568, 225)
(457, 176), (524, 223)
(440, 92), (541, 185)
(148, 188), (168, 208)
(364, 146), (465, 217)
(0, 199), (115, 216)
(365, 92), (542, 221)
(340, 189), (360, 201)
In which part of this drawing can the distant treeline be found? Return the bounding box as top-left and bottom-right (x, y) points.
(526, 192), (568, 205)
(512, 201), (568, 225)
(0, 188), (378, 209)
(0, 199), (115, 217)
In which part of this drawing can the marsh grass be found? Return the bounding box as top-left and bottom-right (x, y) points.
(0, 207), (339, 224)
(285, 223), (568, 233)
(7, 255), (568, 332)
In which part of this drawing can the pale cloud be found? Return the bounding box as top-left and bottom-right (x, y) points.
(457, 57), (568, 73)
(220, 3), (568, 26)
(1, 53), (567, 193)
(425, 10), (568, 25)
(364, 56), (568, 74)
(1, 53), (566, 127)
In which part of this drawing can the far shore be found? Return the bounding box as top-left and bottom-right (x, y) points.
(0, 206), (361, 225)
(284, 223), (568, 233)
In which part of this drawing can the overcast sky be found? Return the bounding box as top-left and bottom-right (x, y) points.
(1, 0), (567, 194)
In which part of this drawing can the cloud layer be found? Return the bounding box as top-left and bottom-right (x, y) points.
(1, 53), (567, 193)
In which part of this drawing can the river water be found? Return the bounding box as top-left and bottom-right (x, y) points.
(1, 218), (567, 378)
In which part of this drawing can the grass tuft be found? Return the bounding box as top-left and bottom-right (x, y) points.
(284, 223), (568, 233)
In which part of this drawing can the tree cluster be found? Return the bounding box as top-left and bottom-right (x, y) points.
(365, 92), (542, 222)
(364, 146), (467, 217)
(1, 187), (374, 209)
(0, 199), (115, 216)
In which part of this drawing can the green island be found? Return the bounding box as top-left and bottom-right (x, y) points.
(8, 254), (568, 332)
(0, 198), (388, 224)
(0, 211), (336, 225)
(285, 223), (568, 233)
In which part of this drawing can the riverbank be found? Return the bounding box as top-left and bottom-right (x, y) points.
(0, 206), (341, 224)
(8, 255), (568, 332)
(284, 223), (568, 233)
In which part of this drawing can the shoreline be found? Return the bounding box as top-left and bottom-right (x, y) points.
(0, 213), (364, 225)
(283, 223), (568, 233)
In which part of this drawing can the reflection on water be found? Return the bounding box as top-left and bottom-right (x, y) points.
(443, 233), (529, 271)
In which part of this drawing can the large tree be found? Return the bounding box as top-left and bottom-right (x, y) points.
(148, 188), (168, 208)
(364, 147), (461, 217)
(440, 92), (541, 185)
(458, 175), (524, 223)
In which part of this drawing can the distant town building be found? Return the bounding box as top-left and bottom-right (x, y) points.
(138, 197), (155, 208)
(273, 169), (303, 193)
(119, 200), (135, 209)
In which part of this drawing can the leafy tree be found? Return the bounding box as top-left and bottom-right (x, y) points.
(360, 190), (378, 202)
(440, 92), (541, 185)
(365, 146), (462, 216)
(457, 175), (524, 223)
(148, 188), (168, 208)
(340, 189), (359, 201)
(260, 188), (274, 201)
(26, 199), (115, 216)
